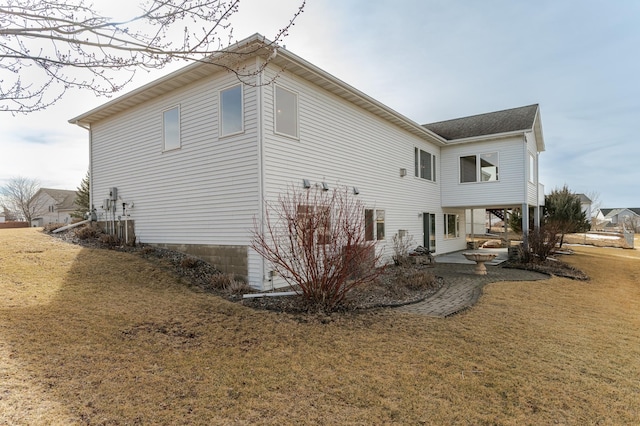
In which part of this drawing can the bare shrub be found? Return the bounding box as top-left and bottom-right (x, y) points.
(99, 233), (120, 247)
(519, 224), (561, 263)
(75, 224), (102, 240)
(251, 185), (383, 312)
(180, 256), (200, 269)
(210, 273), (234, 290)
(209, 273), (251, 295)
(392, 231), (414, 267)
(140, 246), (156, 255)
(226, 280), (253, 295)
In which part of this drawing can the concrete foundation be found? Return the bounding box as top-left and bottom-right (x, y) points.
(151, 243), (248, 278)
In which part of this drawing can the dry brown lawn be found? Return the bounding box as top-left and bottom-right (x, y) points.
(1, 228), (639, 425)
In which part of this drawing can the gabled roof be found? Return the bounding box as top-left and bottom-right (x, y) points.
(576, 193), (592, 204)
(34, 188), (77, 210)
(69, 34), (445, 145)
(600, 208), (640, 218)
(423, 104), (545, 151)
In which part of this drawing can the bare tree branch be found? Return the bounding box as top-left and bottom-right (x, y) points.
(0, 176), (45, 223)
(0, 0), (306, 113)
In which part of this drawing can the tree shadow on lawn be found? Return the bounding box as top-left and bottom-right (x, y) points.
(0, 246), (317, 424)
(1, 244), (455, 425)
(3, 233), (636, 425)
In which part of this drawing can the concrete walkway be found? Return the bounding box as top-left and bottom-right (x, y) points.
(395, 250), (548, 317)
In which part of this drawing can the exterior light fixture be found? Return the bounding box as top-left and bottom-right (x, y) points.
(302, 179), (311, 188)
(400, 168), (407, 177)
(353, 187), (360, 195)
(321, 182), (329, 191)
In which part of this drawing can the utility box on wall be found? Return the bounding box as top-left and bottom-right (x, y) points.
(109, 187), (118, 201)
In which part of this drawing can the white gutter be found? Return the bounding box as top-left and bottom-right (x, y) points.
(442, 129), (530, 145)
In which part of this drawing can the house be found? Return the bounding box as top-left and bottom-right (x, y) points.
(576, 193), (592, 223)
(30, 188), (77, 227)
(597, 208), (640, 232)
(69, 34), (546, 290)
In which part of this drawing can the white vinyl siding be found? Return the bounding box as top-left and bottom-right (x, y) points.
(260, 64), (459, 279)
(441, 136), (527, 208)
(90, 65), (261, 259)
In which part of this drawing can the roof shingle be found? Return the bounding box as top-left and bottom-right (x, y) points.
(423, 104), (539, 141)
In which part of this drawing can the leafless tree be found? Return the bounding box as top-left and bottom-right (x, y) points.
(621, 214), (640, 233)
(251, 185), (383, 312)
(0, 176), (46, 223)
(1, 0), (305, 113)
(585, 190), (602, 229)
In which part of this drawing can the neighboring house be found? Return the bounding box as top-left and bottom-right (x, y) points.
(597, 208), (640, 232)
(576, 193), (592, 223)
(69, 34), (546, 290)
(0, 213), (4, 223)
(30, 188), (77, 227)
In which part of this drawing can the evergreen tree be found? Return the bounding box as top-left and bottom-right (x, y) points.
(544, 185), (590, 247)
(71, 172), (90, 220)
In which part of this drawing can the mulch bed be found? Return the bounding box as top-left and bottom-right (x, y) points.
(48, 226), (588, 317)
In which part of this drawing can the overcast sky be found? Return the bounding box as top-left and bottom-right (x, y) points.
(2, 0), (638, 208)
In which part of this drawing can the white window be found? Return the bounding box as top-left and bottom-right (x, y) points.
(414, 148), (436, 181)
(376, 210), (385, 241)
(163, 106), (181, 151)
(364, 209), (385, 241)
(529, 153), (536, 183)
(444, 214), (460, 239)
(480, 153), (498, 182)
(296, 204), (331, 245)
(459, 152), (498, 183)
(220, 84), (243, 136)
(275, 85), (298, 138)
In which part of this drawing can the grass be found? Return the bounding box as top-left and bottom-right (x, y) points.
(1, 228), (639, 425)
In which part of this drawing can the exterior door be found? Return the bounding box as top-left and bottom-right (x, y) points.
(423, 213), (436, 252)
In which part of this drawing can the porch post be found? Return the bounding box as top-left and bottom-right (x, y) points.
(470, 209), (475, 249)
(522, 203), (530, 249)
(504, 208), (509, 248)
(534, 206), (541, 229)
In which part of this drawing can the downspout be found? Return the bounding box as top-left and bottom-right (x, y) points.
(256, 57), (268, 290)
(522, 132), (530, 250)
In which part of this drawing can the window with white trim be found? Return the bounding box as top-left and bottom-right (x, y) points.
(459, 152), (498, 183)
(414, 148), (436, 181)
(275, 85), (298, 138)
(296, 204), (331, 245)
(365, 209), (385, 241)
(163, 106), (181, 151)
(529, 153), (536, 183)
(220, 84), (243, 136)
(444, 214), (460, 239)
